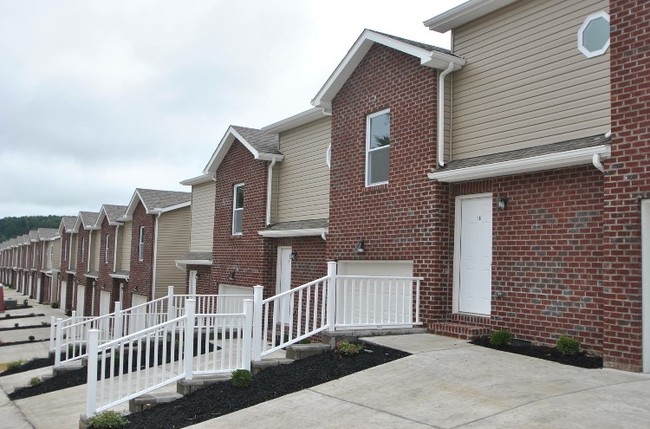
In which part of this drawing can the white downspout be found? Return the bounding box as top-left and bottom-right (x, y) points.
(592, 154), (605, 173)
(86, 230), (92, 272)
(151, 213), (161, 300)
(266, 159), (277, 226)
(113, 224), (120, 272)
(438, 62), (455, 167)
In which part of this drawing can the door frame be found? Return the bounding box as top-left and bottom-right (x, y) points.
(188, 270), (198, 295)
(642, 200), (650, 372)
(453, 192), (493, 315)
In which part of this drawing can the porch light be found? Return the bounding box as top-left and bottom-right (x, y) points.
(228, 269), (236, 280)
(289, 251), (297, 261)
(496, 196), (508, 210)
(354, 239), (365, 253)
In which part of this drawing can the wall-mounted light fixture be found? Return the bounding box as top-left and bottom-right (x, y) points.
(289, 251), (297, 261)
(496, 196), (509, 210)
(353, 239), (365, 253)
(228, 269), (236, 280)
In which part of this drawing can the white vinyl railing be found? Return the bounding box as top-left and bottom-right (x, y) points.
(85, 298), (253, 417)
(334, 275), (421, 329)
(53, 287), (252, 368)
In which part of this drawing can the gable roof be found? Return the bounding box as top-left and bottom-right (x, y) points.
(37, 228), (59, 241)
(122, 188), (191, 220)
(311, 29), (465, 111)
(204, 125), (282, 176)
(59, 216), (77, 234)
(73, 211), (100, 232)
(424, 0), (519, 33)
(95, 204), (128, 227)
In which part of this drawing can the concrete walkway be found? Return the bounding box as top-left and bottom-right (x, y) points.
(188, 334), (650, 429)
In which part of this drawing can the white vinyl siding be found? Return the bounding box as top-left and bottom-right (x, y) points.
(190, 181), (215, 253)
(155, 207), (191, 299)
(450, 0), (610, 160)
(91, 231), (101, 271)
(119, 221), (132, 271)
(275, 117), (331, 223)
(52, 237), (61, 269)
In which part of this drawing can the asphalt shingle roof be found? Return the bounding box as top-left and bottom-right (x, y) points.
(137, 189), (191, 211)
(231, 126), (281, 155)
(79, 211), (99, 227)
(103, 205), (128, 224)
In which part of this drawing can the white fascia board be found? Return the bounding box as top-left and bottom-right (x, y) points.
(120, 189), (143, 221)
(175, 259), (212, 266)
(424, 0), (519, 33)
(84, 273), (99, 279)
(311, 29), (463, 110)
(154, 201), (192, 214)
(428, 145), (611, 183)
(204, 126), (282, 175)
(109, 273), (130, 280)
(262, 108), (327, 133)
(180, 174), (214, 186)
(258, 228), (327, 238)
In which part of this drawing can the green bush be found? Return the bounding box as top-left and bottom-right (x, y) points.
(28, 376), (42, 387)
(489, 330), (513, 347)
(231, 369), (253, 388)
(556, 335), (580, 356)
(14, 322), (19, 328)
(28, 335), (35, 342)
(336, 341), (364, 356)
(50, 302), (59, 309)
(7, 360), (25, 370)
(87, 410), (129, 429)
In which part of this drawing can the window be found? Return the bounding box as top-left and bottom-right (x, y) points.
(578, 11), (610, 58)
(138, 226), (145, 261)
(366, 109), (390, 186)
(325, 144), (332, 169)
(64, 239), (68, 262)
(104, 234), (110, 265)
(232, 184), (244, 235)
(81, 238), (85, 262)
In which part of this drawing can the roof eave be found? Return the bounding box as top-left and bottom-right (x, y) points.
(180, 174), (214, 186)
(424, 0), (519, 33)
(427, 145), (611, 183)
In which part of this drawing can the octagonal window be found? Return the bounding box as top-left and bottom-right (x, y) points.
(578, 11), (610, 58)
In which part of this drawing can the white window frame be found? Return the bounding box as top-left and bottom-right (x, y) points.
(365, 108), (391, 187)
(104, 234), (110, 265)
(578, 11), (610, 58)
(232, 183), (244, 235)
(138, 226), (145, 261)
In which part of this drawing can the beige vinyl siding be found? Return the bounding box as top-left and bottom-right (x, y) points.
(52, 238), (61, 269)
(444, 74), (452, 162)
(190, 182), (215, 253)
(118, 221), (132, 272)
(90, 230), (100, 271)
(276, 117), (331, 223)
(69, 235), (77, 271)
(450, 0), (610, 160)
(154, 206), (190, 298)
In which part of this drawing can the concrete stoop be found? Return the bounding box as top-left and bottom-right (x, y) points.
(431, 322), (490, 340)
(321, 327), (428, 347)
(285, 343), (331, 360)
(129, 391), (184, 413)
(177, 373), (231, 395)
(251, 357), (294, 374)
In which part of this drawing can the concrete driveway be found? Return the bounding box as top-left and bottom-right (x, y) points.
(188, 334), (650, 429)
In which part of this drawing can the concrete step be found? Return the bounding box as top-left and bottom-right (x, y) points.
(285, 343), (331, 360)
(251, 358), (294, 374)
(177, 373), (231, 395)
(321, 327), (428, 347)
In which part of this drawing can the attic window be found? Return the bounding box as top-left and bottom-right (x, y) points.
(578, 11), (610, 58)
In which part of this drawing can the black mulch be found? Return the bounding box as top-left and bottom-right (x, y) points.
(471, 337), (603, 368)
(1, 313), (45, 320)
(0, 356), (55, 377)
(8, 337), (215, 400)
(121, 343), (409, 429)
(0, 324), (50, 331)
(0, 338), (49, 348)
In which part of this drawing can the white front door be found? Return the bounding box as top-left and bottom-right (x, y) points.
(455, 194), (492, 315)
(276, 247), (292, 324)
(100, 290), (111, 315)
(76, 285), (85, 317)
(189, 270), (198, 295)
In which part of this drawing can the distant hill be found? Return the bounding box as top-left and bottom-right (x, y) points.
(0, 215), (62, 243)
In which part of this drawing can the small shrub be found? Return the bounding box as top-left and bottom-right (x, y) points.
(231, 369), (253, 388)
(7, 360), (25, 370)
(14, 323), (19, 328)
(556, 335), (580, 356)
(28, 376), (42, 387)
(28, 335), (35, 342)
(5, 314), (11, 318)
(50, 302), (59, 309)
(336, 341), (364, 356)
(87, 410), (129, 429)
(489, 330), (513, 347)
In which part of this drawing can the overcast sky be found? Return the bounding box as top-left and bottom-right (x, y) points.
(0, 0), (465, 219)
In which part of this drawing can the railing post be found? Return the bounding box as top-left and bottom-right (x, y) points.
(415, 279), (421, 324)
(113, 302), (122, 340)
(326, 261), (337, 333)
(54, 317), (63, 367)
(85, 329), (99, 419)
(167, 285), (175, 321)
(242, 299), (253, 371)
(184, 298), (195, 381)
(252, 285), (264, 361)
(49, 316), (56, 352)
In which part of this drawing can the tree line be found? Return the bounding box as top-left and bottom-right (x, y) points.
(0, 216), (62, 242)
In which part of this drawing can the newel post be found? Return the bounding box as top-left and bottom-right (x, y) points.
(113, 302), (122, 339)
(167, 285), (175, 320)
(326, 261), (337, 333)
(252, 285), (264, 361)
(85, 329), (99, 418)
(242, 299), (253, 370)
(183, 298), (196, 380)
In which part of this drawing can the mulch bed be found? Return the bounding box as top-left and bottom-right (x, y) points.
(0, 324), (50, 331)
(471, 336), (603, 368)
(0, 338), (49, 348)
(8, 336), (215, 400)
(1, 313), (45, 320)
(120, 343), (409, 429)
(0, 356), (56, 377)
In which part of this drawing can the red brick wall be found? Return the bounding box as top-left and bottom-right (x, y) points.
(188, 265), (213, 295)
(327, 43), (450, 324)
(270, 237), (328, 290)
(211, 141), (274, 296)
(601, 0), (650, 371)
(128, 201), (155, 306)
(450, 167), (604, 351)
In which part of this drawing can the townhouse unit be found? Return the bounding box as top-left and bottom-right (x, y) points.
(57, 215), (78, 313)
(71, 211), (99, 316)
(36, 227), (60, 304)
